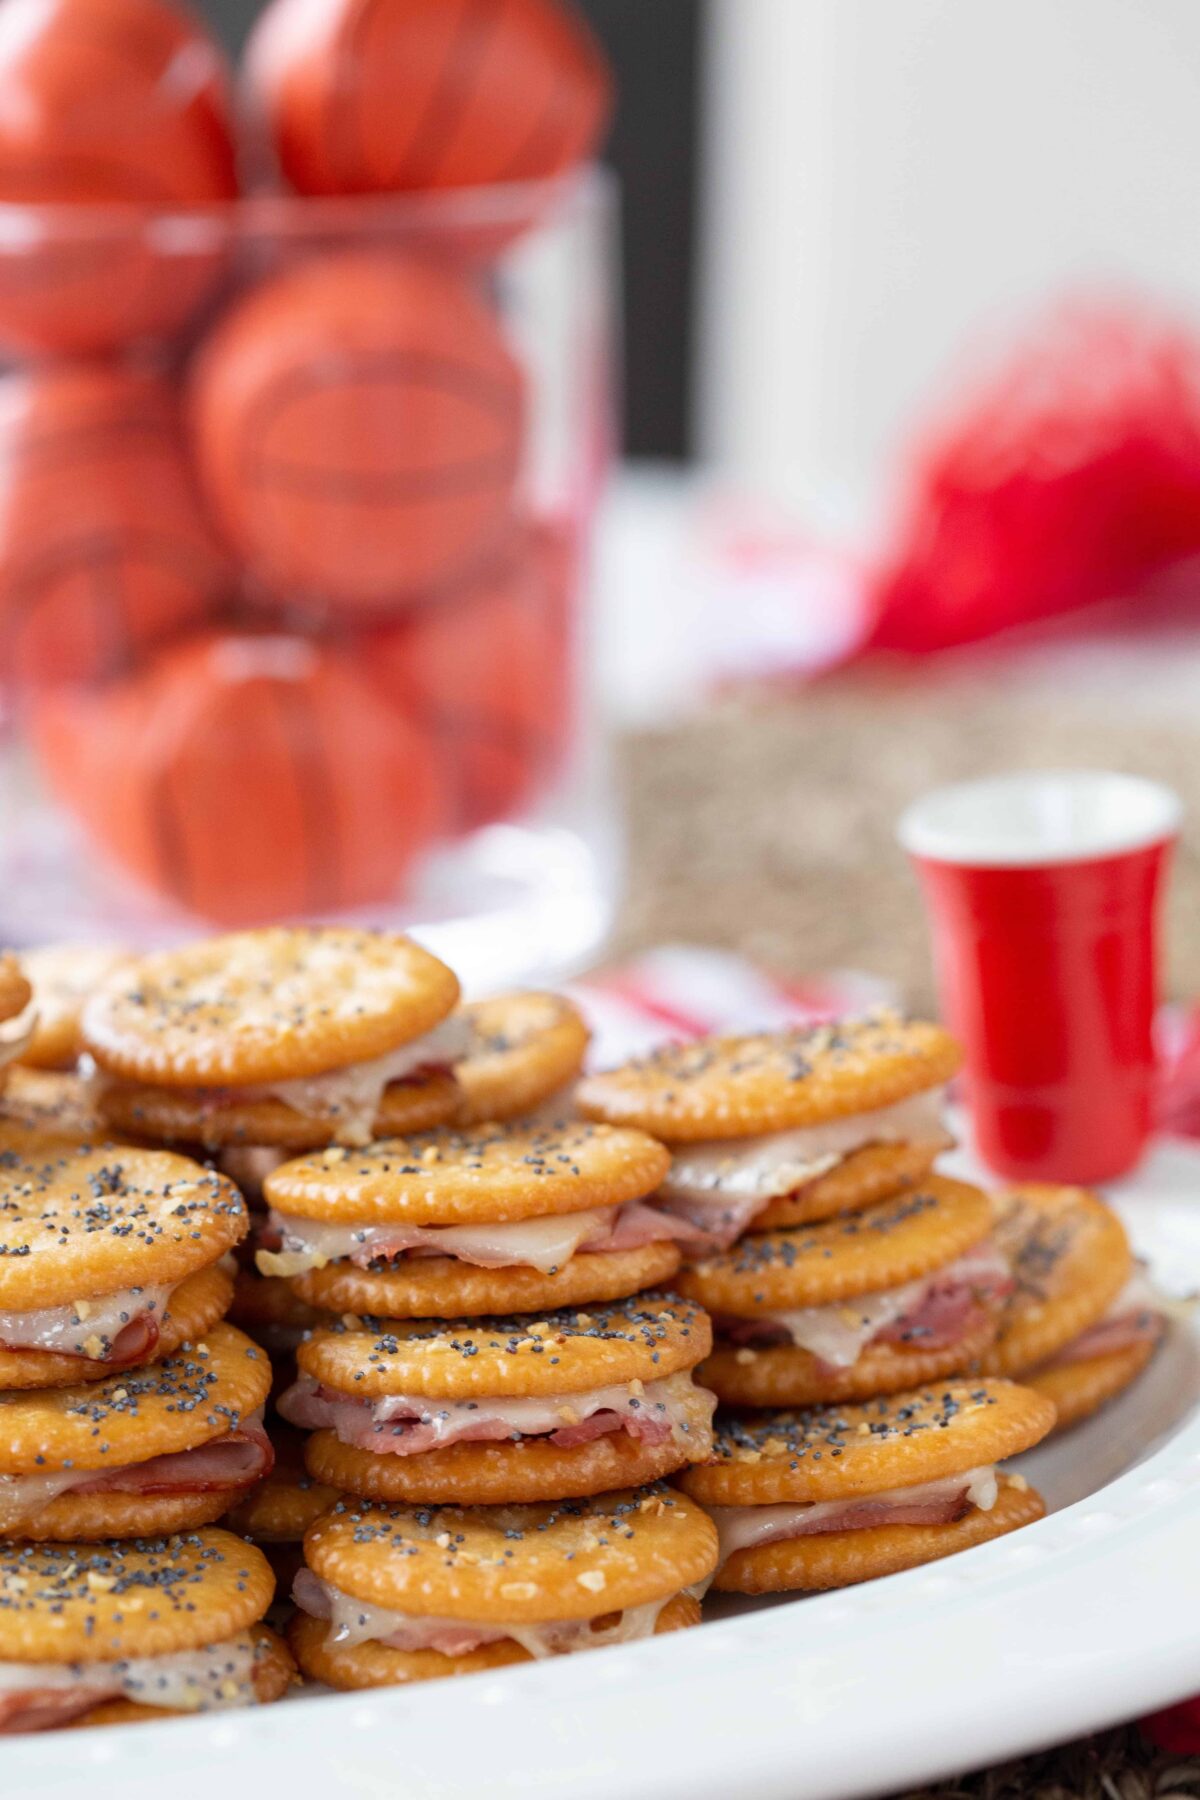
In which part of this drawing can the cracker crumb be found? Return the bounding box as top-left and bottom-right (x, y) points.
(500, 1581), (536, 1601)
(576, 1570), (606, 1594)
(734, 1348), (758, 1366)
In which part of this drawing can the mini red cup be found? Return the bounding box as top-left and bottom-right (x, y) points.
(898, 771), (1181, 1184)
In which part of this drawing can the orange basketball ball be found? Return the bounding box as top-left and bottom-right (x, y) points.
(190, 249), (526, 613)
(247, 0), (611, 200)
(0, 363), (229, 690)
(31, 629), (448, 925)
(0, 0), (238, 353)
(360, 523), (576, 830)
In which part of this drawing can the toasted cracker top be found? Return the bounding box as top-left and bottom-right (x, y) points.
(265, 1120), (672, 1226)
(0, 1323), (270, 1477)
(0, 1528), (273, 1662)
(455, 992), (589, 1125)
(304, 1485), (718, 1622)
(0, 1137), (247, 1310)
(681, 1379), (1056, 1505)
(677, 1175), (992, 1313)
(82, 928), (460, 1086)
(576, 1014), (961, 1142)
(297, 1296), (711, 1399)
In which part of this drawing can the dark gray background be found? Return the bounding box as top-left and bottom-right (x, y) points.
(196, 0), (704, 460)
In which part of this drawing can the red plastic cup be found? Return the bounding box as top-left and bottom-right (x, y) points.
(898, 771), (1181, 1184)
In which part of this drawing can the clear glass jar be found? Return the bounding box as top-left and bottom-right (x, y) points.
(0, 171), (619, 989)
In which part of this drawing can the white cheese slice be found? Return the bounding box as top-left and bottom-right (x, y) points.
(236, 1014), (470, 1145)
(292, 1570), (689, 1658)
(0, 1283), (172, 1358)
(0, 1636), (258, 1712)
(709, 1466), (999, 1564)
(258, 1205), (618, 1278)
(660, 1087), (952, 1210)
(756, 1242), (1011, 1367)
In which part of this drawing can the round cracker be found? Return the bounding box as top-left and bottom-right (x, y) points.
(266, 1120), (671, 1227)
(677, 1177), (991, 1316)
(9, 1490), (241, 1543)
(304, 1487), (717, 1623)
(82, 929), (460, 1086)
(715, 1476), (1045, 1593)
(296, 1298), (710, 1400)
(291, 1242), (682, 1319)
(981, 1186), (1132, 1377)
(289, 1590), (699, 1689)
(0, 955), (31, 1026)
(227, 1431), (338, 1544)
(454, 993), (589, 1125)
(0, 1068), (112, 1141)
(16, 947), (132, 1071)
(680, 1379), (1056, 1507)
(0, 1140), (246, 1311)
(304, 1384), (714, 1505)
(0, 1529), (274, 1662)
(0, 1322), (270, 1478)
(755, 1140), (945, 1231)
(99, 1070), (461, 1153)
(700, 1308), (1001, 1408)
(1026, 1332), (1164, 1433)
(576, 1014), (960, 1142)
(0, 1260), (234, 1391)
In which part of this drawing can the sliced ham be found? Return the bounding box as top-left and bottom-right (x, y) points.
(259, 1197), (694, 1279)
(0, 1412), (273, 1531)
(709, 1467), (999, 1565)
(655, 1089), (954, 1252)
(0, 1283), (174, 1363)
(716, 1242), (1013, 1368)
(0, 1638), (260, 1732)
(292, 1568), (684, 1658)
(277, 1371), (711, 1457)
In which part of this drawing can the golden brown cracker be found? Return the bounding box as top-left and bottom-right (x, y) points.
(82, 928), (459, 1086)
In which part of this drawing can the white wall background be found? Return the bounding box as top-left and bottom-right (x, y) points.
(698, 0), (1200, 520)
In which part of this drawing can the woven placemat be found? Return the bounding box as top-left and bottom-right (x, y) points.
(614, 669), (1200, 1009)
(613, 665), (1200, 1794)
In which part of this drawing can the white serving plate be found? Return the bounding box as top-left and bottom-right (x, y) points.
(8, 1136), (1200, 1800)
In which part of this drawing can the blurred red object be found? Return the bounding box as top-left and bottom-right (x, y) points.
(246, 0), (611, 203)
(32, 629), (447, 924)
(1141, 1699), (1200, 1754)
(189, 248), (525, 614)
(0, 363), (228, 688)
(868, 302), (1200, 652)
(0, 0), (238, 354)
(363, 523), (574, 831)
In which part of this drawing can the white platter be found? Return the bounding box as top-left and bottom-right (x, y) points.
(8, 1136), (1200, 1800)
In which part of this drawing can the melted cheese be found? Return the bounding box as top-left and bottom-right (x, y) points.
(660, 1088), (952, 1209)
(0, 1634), (259, 1711)
(0, 1283), (173, 1358)
(709, 1467), (999, 1563)
(292, 1570), (693, 1658)
(278, 1367), (713, 1450)
(0, 1408), (268, 1531)
(237, 1014), (470, 1145)
(754, 1242), (1011, 1367)
(258, 1205), (619, 1278)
